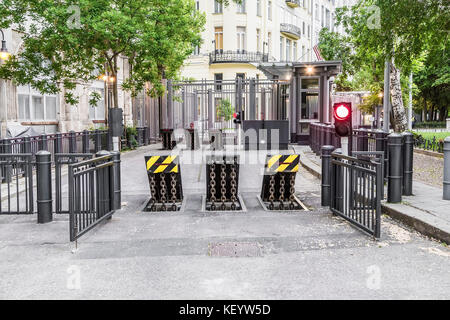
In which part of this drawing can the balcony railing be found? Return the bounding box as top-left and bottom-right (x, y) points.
(285, 0), (300, 8)
(280, 23), (301, 40)
(209, 50), (269, 64)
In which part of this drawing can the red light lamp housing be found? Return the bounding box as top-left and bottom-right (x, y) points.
(333, 102), (352, 137)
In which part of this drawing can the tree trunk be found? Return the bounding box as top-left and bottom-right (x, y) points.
(389, 60), (407, 132)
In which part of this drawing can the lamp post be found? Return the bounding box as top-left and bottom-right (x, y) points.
(0, 29), (11, 61)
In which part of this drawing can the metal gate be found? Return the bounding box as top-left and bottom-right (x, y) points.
(330, 152), (383, 238)
(55, 153), (93, 214)
(68, 154), (115, 242)
(0, 154), (34, 214)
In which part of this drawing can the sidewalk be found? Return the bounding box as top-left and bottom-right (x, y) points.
(293, 145), (450, 244)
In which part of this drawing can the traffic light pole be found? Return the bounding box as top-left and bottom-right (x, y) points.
(341, 137), (349, 156)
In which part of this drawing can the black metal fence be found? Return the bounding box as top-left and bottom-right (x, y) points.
(413, 135), (445, 153)
(68, 153), (117, 242)
(0, 154), (34, 214)
(330, 152), (383, 238)
(55, 153), (94, 214)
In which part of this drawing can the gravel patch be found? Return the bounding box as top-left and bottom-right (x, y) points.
(413, 152), (444, 188)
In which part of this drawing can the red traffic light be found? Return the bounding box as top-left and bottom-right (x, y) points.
(334, 104), (351, 121)
(333, 102), (352, 138)
(233, 112), (237, 119)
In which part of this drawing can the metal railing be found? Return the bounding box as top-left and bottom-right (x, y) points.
(209, 50), (269, 64)
(330, 152), (383, 238)
(0, 154), (34, 214)
(280, 23), (301, 39)
(55, 153), (94, 214)
(68, 153), (117, 242)
(413, 135), (445, 153)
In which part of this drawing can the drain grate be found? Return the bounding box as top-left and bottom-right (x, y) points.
(209, 242), (262, 257)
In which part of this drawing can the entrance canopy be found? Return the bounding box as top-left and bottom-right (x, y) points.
(256, 60), (342, 80)
(256, 61), (342, 145)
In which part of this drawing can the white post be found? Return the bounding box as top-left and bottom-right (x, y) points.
(408, 72), (413, 131)
(112, 136), (119, 152)
(341, 137), (349, 156)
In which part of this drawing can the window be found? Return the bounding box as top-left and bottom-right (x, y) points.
(268, 32), (272, 56)
(303, 21), (306, 35)
(89, 88), (105, 120)
(286, 39), (291, 61)
(315, 4), (319, 20)
(214, 27), (223, 51)
(280, 37), (284, 61)
(214, 0), (223, 13)
(257, 0), (262, 16)
(321, 5), (325, 27)
(17, 85), (58, 121)
(193, 45), (200, 55)
(256, 29), (261, 52)
(236, 73), (245, 80)
(268, 1), (272, 20)
(237, 27), (246, 52)
(236, 0), (246, 13)
(214, 73), (223, 91)
(302, 45), (306, 61)
(308, 24), (311, 38)
(196, 1), (199, 10)
(293, 41), (297, 61)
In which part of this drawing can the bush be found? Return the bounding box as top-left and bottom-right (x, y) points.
(413, 121), (446, 129)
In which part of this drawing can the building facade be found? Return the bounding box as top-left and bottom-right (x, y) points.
(0, 28), (134, 138)
(180, 0), (339, 81)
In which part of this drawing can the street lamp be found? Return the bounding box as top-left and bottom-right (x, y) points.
(0, 29), (11, 61)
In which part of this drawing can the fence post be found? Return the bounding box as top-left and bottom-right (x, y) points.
(321, 145), (335, 206)
(106, 130), (113, 151)
(23, 135), (31, 154)
(38, 134), (48, 151)
(444, 137), (450, 200)
(69, 131), (76, 153)
(54, 133), (62, 155)
(249, 79), (256, 120)
(36, 150), (52, 224)
(96, 150), (111, 217)
(94, 129), (102, 153)
(111, 151), (121, 210)
(332, 148), (343, 212)
(82, 130), (90, 154)
(361, 128), (368, 151)
(402, 132), (414, 196)
(387, 133), (403, 203)
(2, 139), (12, 183)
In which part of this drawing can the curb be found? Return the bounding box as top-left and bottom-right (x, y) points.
(414, 148), (444, 159)
(381, 204), (450, 244)
(299, 150), (450, 244)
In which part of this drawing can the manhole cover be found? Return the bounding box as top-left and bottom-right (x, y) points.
(209, 242), (262, 257)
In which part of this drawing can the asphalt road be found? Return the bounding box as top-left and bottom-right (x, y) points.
(0, 144), (449, 299)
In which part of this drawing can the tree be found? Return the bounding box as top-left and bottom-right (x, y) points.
(323, 0), (449, 132)
(0, 0), (205, 108)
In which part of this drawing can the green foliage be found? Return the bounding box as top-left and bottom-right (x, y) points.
(0, 0), (205, 107)
(216, 99), (234, 121)
(125, 126), (138, 149)
(319, 0), (449, 125)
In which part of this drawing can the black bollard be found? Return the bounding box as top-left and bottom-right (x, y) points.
(402, 132), (414, 196)
(387, 133), (403, 203)
(36, 151), (52, 223)
(321, 145), (335, 206)
(111, 151), (121, 210)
